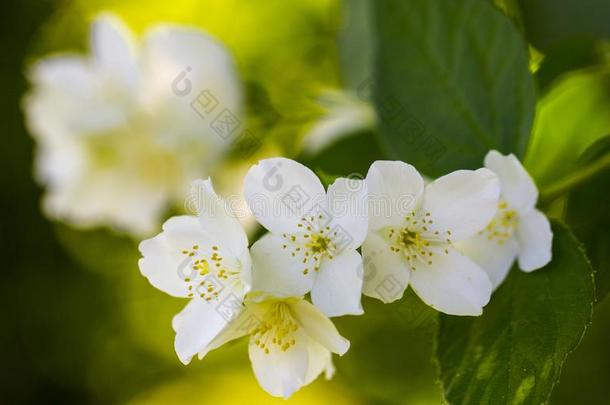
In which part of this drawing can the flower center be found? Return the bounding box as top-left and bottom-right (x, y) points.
(386, 211), (452, 271)
(281, 213), (339, 275)
(400, 229), (423, 247)
(307, 233), (331, 254)
(480, 201), (519, 245)
(179, 244), (241, 301)
(250, 302), (299, 354)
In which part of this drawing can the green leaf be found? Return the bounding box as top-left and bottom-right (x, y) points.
(549, 296), (610, 404)
(535, 38), (604, 94)
(372, 0), (535, 176)
(517, 0), (610, 53)
(566, 136), (610, 301)
(300, 130), (385, 178)
(435, 221), (594, 405)
(339, 0), (374, 91)
(525, 67), (610, 188)
(492, 0), (525, 34)
(335, 292), (442, 403)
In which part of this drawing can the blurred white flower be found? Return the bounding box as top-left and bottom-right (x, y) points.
(301, 91), (376, 155)
(457, 150), (553, 289)
(138, 178), (251, 364)
(24, 14), (242, 235)
(362, 161), (499, 316)
(244, 158), (368, 317)
(197, 294), (349, 399)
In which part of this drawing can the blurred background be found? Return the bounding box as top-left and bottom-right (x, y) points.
(2, 0), (610, 404)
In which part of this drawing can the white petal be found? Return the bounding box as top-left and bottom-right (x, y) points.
(141, 25), (241, 144)
(26, 56), (128, 134)
(248, 329), (309, 399)
(244, 158), (326, 234)
(361, 232), (410, 303)
(326, 177), (369, 248)
(28, 57), (93, 99)
(365, 161), (424, 230)
(161, 215), (211, 246)
(291, 299), (350, 355)
(250, 233), (315, 297)
(303, 340), (334, 386)
(198, 304), (256, 359)
(190, 178), (249, 258)
(138, 216), (202, 297)
(516, 209), (553, 272)
(484, 150), (538, 212)
(138, 232), (190, 297)
(409, 249), (492, 316)
(423, 168), (500, 241)
(172, 298), (232, 364)
(457, 233), (518, 290)
(91, 14), (138, 90)
(46, 170), (166, 236)
(310, 250), (364, 317)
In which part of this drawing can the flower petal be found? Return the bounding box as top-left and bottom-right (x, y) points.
(409, 249), (492, 316)
(484, 150), (538, 212)
(516, 209), (553, 272)
(172, 298), (231, 364)
(423, 168), (500, 241)
(91, 14), (138, 90)
(28, 57), (94, 103)
(244, 158), (326, 234)
(303, 340), (334, 386)
(310, 250), (364, 317)
(26, 56), (128, 134)
(248, 329), (309, 399)
(141, 25), (241, 148)
(138, 233), (189, 297)
(291, 299), (350, 355)
(326, 177), (369, 248)
(365, 161), (424, 230)
(190, 178), (249, 258)
(250, 233), (315, 297)
(361, 232), (410, 303)
(49, 173), (166, 236)
(457, 233), (519, 290)
(198, 305), (256, 360)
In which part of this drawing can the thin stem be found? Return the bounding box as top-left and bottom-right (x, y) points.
(540, 152), (610, 204)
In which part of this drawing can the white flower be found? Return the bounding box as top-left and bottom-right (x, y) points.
(195, 294), (349, 399)
(244, 158), (368, 317)
(24, 14), (242, 235)
(138, 179), (251, 364)
(457, 150), (553, 289)
(362, 161), (500, 316)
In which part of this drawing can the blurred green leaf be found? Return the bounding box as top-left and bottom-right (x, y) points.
(492, 0), (525, 33)
(517, 0), (610, 53)
(54, 225), (138, 278)
(535, 38), (605, 93)
(339, 0), (374, 90)
(372, 0), (535, 176)
(300, 130), (385, 178)
(566, 136), (610, 301)
(525, 67), (610, 188)
(436, 221), (594, 405)
(335, 292), (442, 403)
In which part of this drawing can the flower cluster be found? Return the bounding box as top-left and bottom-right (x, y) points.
(138, 151), (552, 398)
